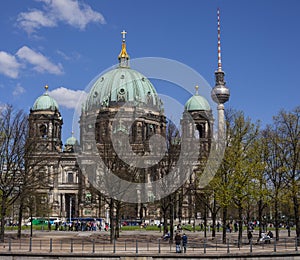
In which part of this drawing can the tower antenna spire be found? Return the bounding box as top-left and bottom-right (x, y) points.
(217, 8), (222, 71)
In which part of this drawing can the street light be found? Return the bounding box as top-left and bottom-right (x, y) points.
(69, 195), (72, 223)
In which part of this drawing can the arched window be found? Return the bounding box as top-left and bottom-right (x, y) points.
(67, 172), (74, 183)
(39, 124), (47, 138)
(196, 124), (204, 139)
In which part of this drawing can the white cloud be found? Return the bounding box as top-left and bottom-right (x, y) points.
(17, 9), (57, 34)
(17, 0), (106, 34)
(0, 51), (22, 78)
(48, 87), (87, 109)
(13, 84), (26, 97)
(56, 50), (81, 61)
(16, 46), (63, 75)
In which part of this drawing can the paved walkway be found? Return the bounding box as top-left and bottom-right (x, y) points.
(1, 228), (299, 257)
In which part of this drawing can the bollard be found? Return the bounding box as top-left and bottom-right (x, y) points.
(274, 238), (276, 252)
(113, 239), (116, 253)
(204, 239), (206, 254)
(296, 237), (298, 251)
(227, 239), (230, 253)
(92, 239), (95, 253)
(49, 238), (52, 252)
(158, 239), (161, 254)
(82, 240), (84, 251)
(29, 237), (32, 252)
(216, 239), (218, 251)
(136, 239), (138, 254)
(70, 239), (73, 253)
(250, 239), (252, 253)
(125, 240), (127, 251)
(8, 238), (11, 252)
(60, 240), (63, 250)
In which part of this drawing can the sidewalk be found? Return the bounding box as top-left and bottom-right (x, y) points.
(1, 228), (299, 256)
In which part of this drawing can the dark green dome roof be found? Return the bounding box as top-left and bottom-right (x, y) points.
(185, 91), (210, 111)
(32, 91), (59, 111)
(85, 67), (161, 111)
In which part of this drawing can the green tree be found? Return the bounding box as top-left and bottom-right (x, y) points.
(261, 125), (287, 240)
(273, 107), (300, 241)
(221, 110), (260, 245)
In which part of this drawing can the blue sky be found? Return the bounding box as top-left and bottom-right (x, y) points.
(0, 0), (299, 143)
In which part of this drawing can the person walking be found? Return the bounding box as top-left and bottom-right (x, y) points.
(182, 233), (188, 253)
(247, 230), (253, 244)
(175, 232), (182, 253)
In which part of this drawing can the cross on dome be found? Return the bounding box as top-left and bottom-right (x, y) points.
(118, 29), (130, 67)
(121, 30), (127, 41)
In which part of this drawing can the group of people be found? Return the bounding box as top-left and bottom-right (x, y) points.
(247, 229), (274, 244)
(174, 232), (188, 253)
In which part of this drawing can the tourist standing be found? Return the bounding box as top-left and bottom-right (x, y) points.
(182, 233), (188, 253)
(175, 232), (182, 253)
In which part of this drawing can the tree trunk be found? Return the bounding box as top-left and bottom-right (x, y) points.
(204, 204), (207, 238)
(293, 195), (300, 244)
(274, 199), (279, 241)
(17, 201), (24, 239)
(169, 202), (174, 243)
(0, 197), (7, 242)
(257, 199), (263, 239)
(238, 205), (243, 246)
(211, 197), (218, 238)
(109, 199), (115, 243)
(163, 209), (168, 236)
(115, 204), (120, 239)
(222, 206), (227, 244)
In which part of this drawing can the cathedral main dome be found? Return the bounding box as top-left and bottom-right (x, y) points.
(85, 31), (161, 112)
(85, 67), (160, 111)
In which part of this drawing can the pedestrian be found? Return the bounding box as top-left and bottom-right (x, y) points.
(175, 232), (182, 253)
(217, 222), (220, 232)
(182, 233), (188, 253)
(247, 230), (252, 244)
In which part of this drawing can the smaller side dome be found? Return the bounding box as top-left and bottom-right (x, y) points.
(64, 133), (79, 152)
(66, 136), (78, 146)
(32, 85), (59, 111)
(185, 86), (211, 111)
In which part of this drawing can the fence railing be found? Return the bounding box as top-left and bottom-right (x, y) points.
(1, 237), (299, 255)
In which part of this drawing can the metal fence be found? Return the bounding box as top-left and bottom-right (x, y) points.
(1, 237), (299, 255)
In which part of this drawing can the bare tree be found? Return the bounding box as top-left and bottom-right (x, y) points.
(0, 106), (30, 241)
(272, 107), (300, 241)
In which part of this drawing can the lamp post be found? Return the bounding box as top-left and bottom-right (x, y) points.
(48, 191), (51, 231)
(69, 195), (72, 224)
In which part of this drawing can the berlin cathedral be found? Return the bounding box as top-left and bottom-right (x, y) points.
(27, 17), (229, 224)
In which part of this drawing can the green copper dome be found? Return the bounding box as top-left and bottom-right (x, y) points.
(32, 88), (59, 111)
(185, 92), (210, 112)
(85, 67), (161, 111)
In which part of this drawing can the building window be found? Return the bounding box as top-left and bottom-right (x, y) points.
(67, 172), (74, 183)
(39, 124), (47, 138)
